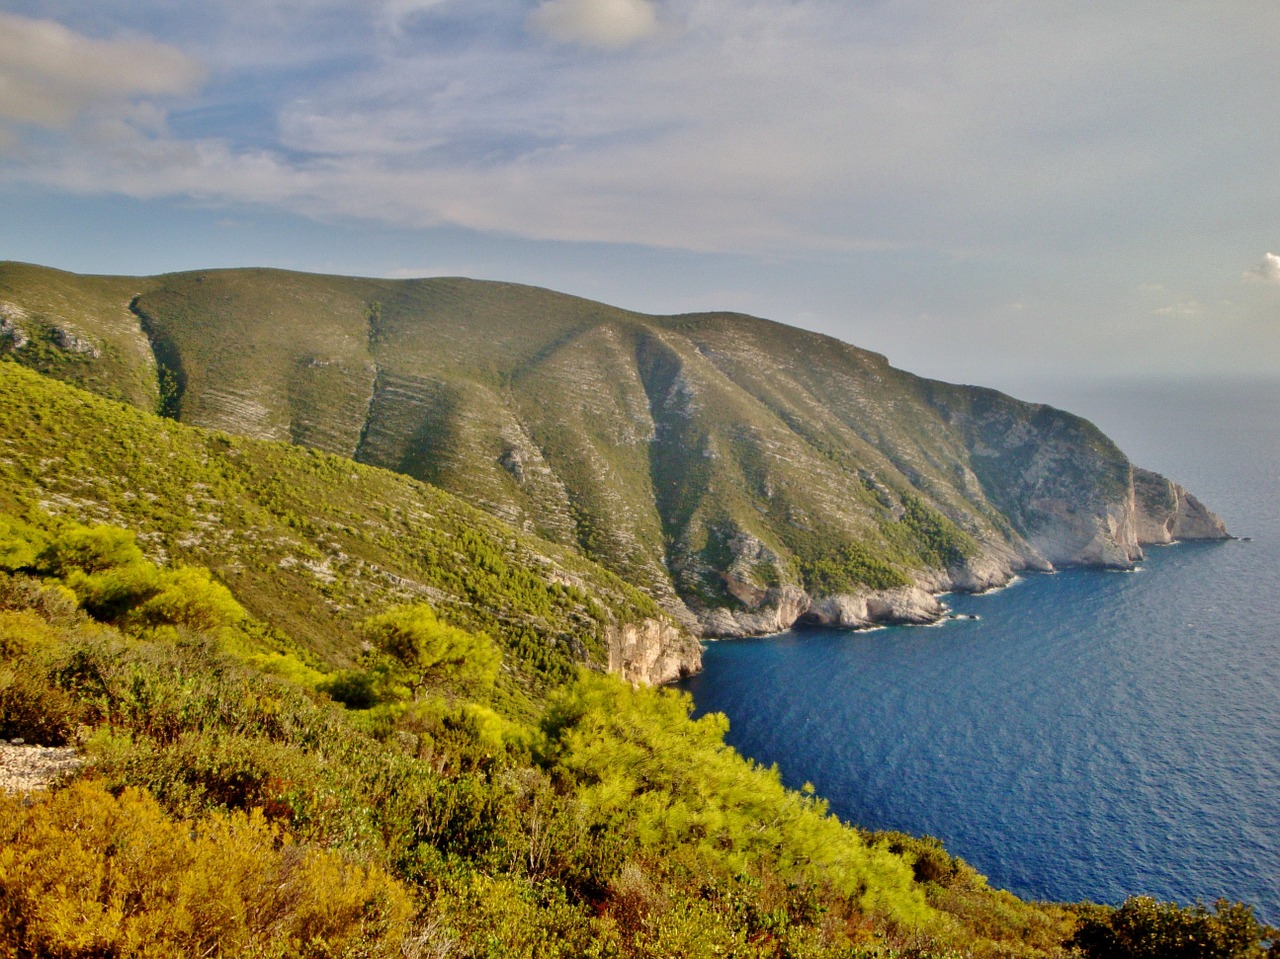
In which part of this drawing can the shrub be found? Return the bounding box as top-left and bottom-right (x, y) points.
(1071, 896), (1279, 959)
(0, 780), (415, 958)
(362, 604), (501, 700)
(38, 523), (146, 576)
(0, 516), (46, 571)
(0, 663), (79, 745)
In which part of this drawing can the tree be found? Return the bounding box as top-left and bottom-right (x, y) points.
(361, 603), (500, 699)
(39, 523), (144, 576)
(1071, 896), (1279, 959)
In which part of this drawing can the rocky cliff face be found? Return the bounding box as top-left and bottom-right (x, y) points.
(683, 445), (1230, 640)
(606, 618), (703, 686)
(1132, 467), (1230, 543)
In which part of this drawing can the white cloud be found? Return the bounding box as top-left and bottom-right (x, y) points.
(0, 13), (204, 133)
(1245, 252), (1280, 284)
(1151, 300), (1202, 317)
(4, 0), (1279, 274)
(528, 0), (659, 48)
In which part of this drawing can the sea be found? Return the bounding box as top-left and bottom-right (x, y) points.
(677, 376), (1280, 923)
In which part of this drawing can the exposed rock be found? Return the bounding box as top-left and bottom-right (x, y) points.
(697, 580), (952, 637)
(0, 303), (29, 349)
(1133, 467), (1230, 543)
(500, 446), (527, 484)
(606, 618), (703, 686)
(0, 742), (83, 793)
(700, 584), (810, 638)
(806, 585), (945, 628)
(51, 325), (101, 358)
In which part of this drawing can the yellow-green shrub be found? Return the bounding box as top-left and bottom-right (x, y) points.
(0, 780), (415, 958)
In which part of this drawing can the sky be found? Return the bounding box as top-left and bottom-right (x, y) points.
(1, 0), (1278, 392)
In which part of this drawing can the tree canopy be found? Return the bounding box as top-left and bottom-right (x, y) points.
(362, 603), (500, 698)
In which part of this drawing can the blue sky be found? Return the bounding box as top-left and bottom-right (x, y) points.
(2, 0), (1278, 390)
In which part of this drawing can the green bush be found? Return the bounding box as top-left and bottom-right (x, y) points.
(1071, 896), (1279, 959)
(38, 523), (146, 576)
(362, 603), (500, 700)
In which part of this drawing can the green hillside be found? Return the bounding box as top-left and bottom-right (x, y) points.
(0, 361), (698, 704)
(0, 262), (1227, 637)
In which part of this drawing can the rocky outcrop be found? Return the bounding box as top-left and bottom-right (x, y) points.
(804, 585), (945, 629)
(606, 618), (703, 686)
(1133, 467), (1230, 543)
(699, 585), (811, 637)
(0, 303), (29, 349)
(50, 325), (101, 358)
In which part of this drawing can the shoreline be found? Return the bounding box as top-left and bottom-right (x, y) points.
(692, 535), (1235, 643)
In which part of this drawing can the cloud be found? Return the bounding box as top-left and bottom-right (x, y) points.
(528, 0), (659, 48)
(0, 13), (204, 133)
(4, 0), (1280, 270)
(1151, 300), (1202, 317)
(1245, 252), (1280, 284)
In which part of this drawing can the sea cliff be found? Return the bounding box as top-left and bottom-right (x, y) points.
(0, 263), (1230, 673)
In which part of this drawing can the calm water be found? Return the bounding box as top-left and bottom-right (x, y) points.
(678, 377), (1280, 921)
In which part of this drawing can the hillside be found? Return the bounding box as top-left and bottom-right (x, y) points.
(0, 268), (1269, 958)
(0, 262), (1227, 639)
(0, 354), (1095, 957)
(1, 361), (1271, 959)
(0, 362), (698, 693)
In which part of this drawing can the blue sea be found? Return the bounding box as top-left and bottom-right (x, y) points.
(678, 376), (1280, 922)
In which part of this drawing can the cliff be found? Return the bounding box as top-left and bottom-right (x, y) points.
(606, 618), (703, 686)
(0, 262), (1229, 665)
(1132, 467), (1231, 543)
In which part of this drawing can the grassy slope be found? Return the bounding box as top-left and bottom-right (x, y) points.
(0, 261), (158, 410)
(0, 360), (678, 711)
(1, 262), (1138, 618)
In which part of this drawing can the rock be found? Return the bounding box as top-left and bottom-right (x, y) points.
(51, 325), (102, 358)
(806, 585), (946, 629)
(606, 618), (702, 686)
(698, 584), (810, 638)
(0, 310), (29, 349)
(0, 742), (83, 794)
(1133, 467), (1230, 543)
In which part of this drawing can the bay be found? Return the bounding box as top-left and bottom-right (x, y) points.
(678, 376), (1280, 922)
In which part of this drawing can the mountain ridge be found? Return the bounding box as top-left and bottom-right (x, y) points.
(0, 261), (1228, 653)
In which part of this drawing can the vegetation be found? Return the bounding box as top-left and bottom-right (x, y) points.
(4, 506), (1266, 957)
(0, 360), (682, 707)
(0, 782), (413, 958)
(1, 509), (1094, 958)
(0, 268), (1262, 957)
(1, 261), (1147, 626)
(1070, 897), (1278, 959)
